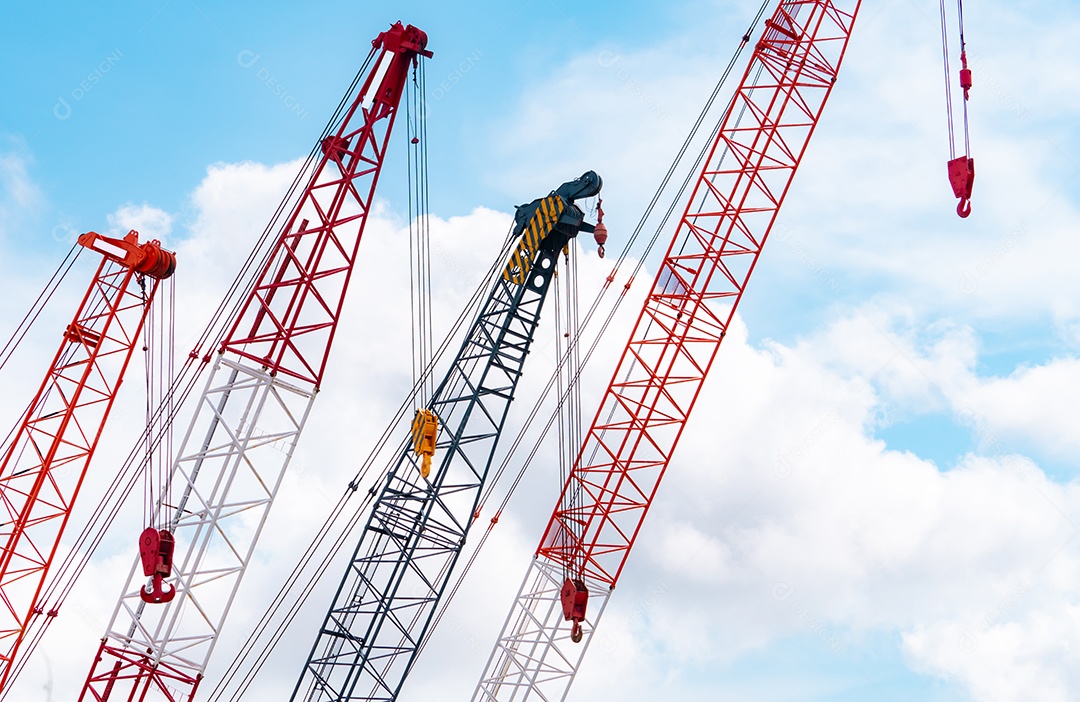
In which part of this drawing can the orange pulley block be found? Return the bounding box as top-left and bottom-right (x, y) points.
(411, 409), (439, 479)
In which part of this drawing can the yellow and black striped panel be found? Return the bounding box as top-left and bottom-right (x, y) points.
(503, 195), (565, 284)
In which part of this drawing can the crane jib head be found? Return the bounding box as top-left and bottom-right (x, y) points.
(374, 22), (433, 59)
(77, 230), (177, 280)
(554, 170), (602, 202)
(502, 172), (602, 285)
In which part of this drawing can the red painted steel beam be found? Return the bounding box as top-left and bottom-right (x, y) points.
(0, 232), (175, 690)
(77, 21), (430, 702)
(221, 22), (431, 389)
(538, 0), (860, 591)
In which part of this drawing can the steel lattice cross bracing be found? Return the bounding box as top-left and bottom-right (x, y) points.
(0, 231), (175, 691)
(77, 22), (432, 702)
(83, 358), (314, 699)
(292, 174), (602, 702)
(474, 1), (861, 699)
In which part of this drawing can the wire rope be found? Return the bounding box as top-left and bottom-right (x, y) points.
(0, 47), (385, 694)
(211, 1), (774, 690)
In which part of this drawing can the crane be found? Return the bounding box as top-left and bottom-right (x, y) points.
(290, 172), (603, 702)
(0, 230), (176, 691)
(473, 1), (860, 699)
(77, 21), (432, 702)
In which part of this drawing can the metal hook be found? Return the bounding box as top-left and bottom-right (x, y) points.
(140, 574), (176, 604)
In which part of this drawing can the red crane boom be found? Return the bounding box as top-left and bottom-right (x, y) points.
(77, 22), (431, 702)
(474, 2), (860, 698)
(0, 231), (176, 689)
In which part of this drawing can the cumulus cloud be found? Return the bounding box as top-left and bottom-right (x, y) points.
(563, 306), (1080, 702)
(106, 203), (174, 242)
(953, 358), (1080, 459)
(0, 148), (44, 221)
(4, 0), (1080, 699)
(4, 150), (1080, 702)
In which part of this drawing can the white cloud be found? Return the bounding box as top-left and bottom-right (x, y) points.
(0, 146), (46, 249)
(4, 151), (1080, 702)
(904, 608), (1080, 702)
(953, 357), (1080, 459)
(566, 305), (1080, 702)
(106, 202), (173, 242)
(0, 151), (42, 211)
(3, 0), (1080, 699)
(482, 0), (1080, 340)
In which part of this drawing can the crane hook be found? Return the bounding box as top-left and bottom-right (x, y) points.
(940, 0), (975, 219)
(138, 527), (177, 604)
(560, 577), (589, 643)
(947, 156), (974, 219)
(141, 574), (177, 604)
(592, 198), (608, 259)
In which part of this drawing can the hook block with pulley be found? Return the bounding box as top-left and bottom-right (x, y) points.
(592, 198), (608, 258)
(560, 577), (589, 643)
(138, 527), (177, 604)
(411, 409), (439, 479)
(947, 155), (974, 218)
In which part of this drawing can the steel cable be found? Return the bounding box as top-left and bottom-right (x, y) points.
(0, 46), (382, 694)
(206, 2), (773, 690)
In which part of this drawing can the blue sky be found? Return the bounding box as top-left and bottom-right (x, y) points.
(0, 0), (729, 241)
(3, 1), (1080, 701)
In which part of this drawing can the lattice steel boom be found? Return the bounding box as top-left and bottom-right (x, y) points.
(0, 231), (175, 691)
(474, 2), (860, 699)
(78, 22), (432, 702)
(292, 172), (603, 702)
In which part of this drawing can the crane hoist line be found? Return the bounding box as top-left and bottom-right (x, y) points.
(0, 230), (175, 691)
(76, 21), (431, 702)
(941, 0), (975, 217)
(291, 172), (603, 702)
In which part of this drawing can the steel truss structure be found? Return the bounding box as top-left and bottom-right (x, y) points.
(78, 22), (432, 702)
(0, 231), (175, 689)
(293, 175), (601, 702)
(474, 1), (860, 699)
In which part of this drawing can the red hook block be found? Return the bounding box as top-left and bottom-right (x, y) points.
(560, 578), (589, 642)
(138, 527), (177, 604)
(947, 156), (975, 218)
